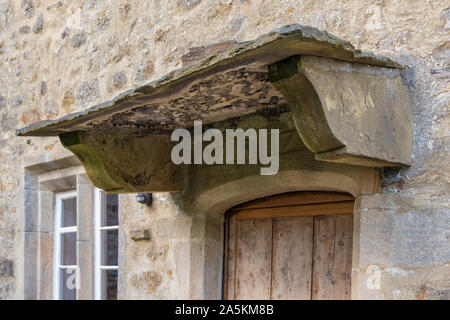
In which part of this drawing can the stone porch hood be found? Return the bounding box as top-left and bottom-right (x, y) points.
(17, 25), (413, 193)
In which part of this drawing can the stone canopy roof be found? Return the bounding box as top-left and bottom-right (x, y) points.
(17, 24), (401, 137)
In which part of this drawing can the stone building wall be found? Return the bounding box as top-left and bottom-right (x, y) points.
(0, 0), (448, 299)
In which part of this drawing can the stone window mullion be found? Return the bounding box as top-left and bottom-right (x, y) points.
(76, 174), (95, 300)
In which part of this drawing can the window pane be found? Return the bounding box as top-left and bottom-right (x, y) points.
(62, 197), (77, 227)
(60, 268), (77, 300)
(101, 270), (118, 300)
(104, 194), (119, 227)
(61, 232), (77, 265)
(101, 229), (118, 266)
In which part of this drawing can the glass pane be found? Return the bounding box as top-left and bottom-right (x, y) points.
(62, 197), (77, 227)
(60, 267), (77, 300)
(101, 269), (118, 300)
(61, 232), (77, 265)
(103, 194), (119, 227)
(101, 229), (118, 266)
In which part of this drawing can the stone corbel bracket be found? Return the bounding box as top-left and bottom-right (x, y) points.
(17, 24), (413, 192)
(59, 131), (179, 193)
(269, 55), (413, 167)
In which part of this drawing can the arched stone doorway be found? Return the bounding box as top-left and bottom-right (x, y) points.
(175, 109), (381, 300)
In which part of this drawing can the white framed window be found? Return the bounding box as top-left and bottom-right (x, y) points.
(94, 188), (119, 300)
(53, 190), (78, 300)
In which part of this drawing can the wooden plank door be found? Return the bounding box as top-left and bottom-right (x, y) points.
(224, 191), (354, 300)
(312, 215), (353, 299)
(271, 217), (313, 299)
(234, 219), (273, 299)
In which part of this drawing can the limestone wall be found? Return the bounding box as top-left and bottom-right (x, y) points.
(0, 0), (448, 299)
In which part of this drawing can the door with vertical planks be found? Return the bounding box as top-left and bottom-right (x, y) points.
(224, 191), (354, 300)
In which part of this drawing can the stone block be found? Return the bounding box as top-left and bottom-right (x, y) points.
(38, 232), (53, 300)
(0, 259), (13, 277)
(24, 190), (38, 232)
(130, 228), (151, 241)
(77, 240), (94, 300)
